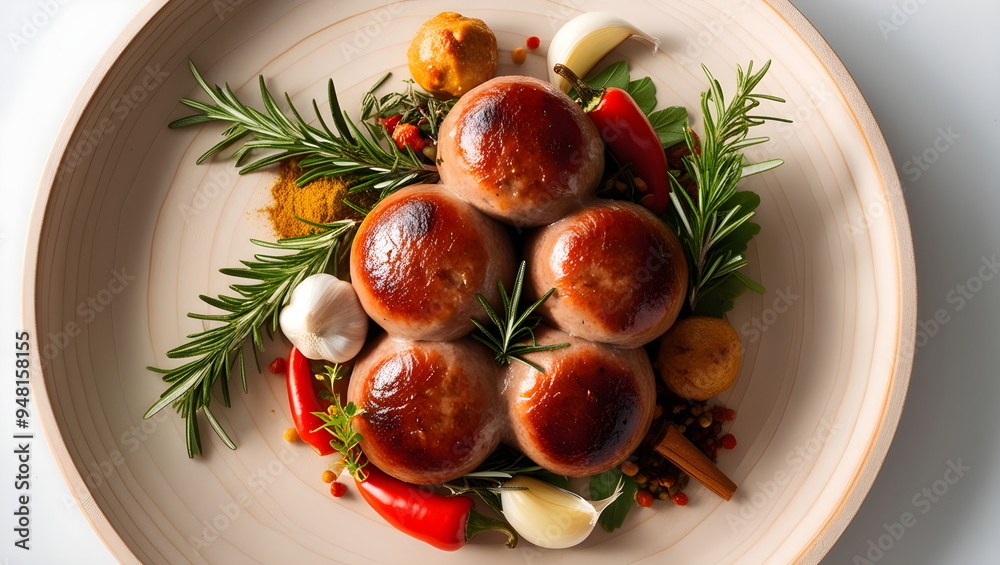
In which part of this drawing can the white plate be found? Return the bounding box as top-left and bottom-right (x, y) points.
(23, 0), (915, 563)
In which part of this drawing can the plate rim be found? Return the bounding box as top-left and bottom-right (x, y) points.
(20, 1), (917, 563)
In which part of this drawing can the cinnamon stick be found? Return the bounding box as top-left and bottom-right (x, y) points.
(654, 425), (737, 500)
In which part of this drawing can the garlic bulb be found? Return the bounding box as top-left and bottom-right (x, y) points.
(500, 476), (623, 549)
(547, 12), (659, 93)
(279, 273), (369, 362)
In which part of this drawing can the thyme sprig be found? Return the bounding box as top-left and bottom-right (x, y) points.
(666, 61), (790, 312)
(471, 261), (569, 372)
(312, 364), (367, 480)
(360, 77), (456, 140)
(144, 220), (356, 457)
(168, 61), (436, 199)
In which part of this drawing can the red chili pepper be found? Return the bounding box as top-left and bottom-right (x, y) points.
(355, 465), (517, 551)
(286, 346), (335, 456)
(554, 64), (671, 215)
(391, 122), (427, 152)
(379, 113), (402, 134)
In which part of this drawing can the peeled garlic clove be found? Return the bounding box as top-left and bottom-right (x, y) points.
(547, 12), (659, 93)
(279, 273), (369, 363)
(500, 476), (623, 549)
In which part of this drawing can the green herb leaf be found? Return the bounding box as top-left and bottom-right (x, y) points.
(312, 364), (368, 480)
(647, 106), (689, 148)
(663, 60), (789, 314)
(144, 221), (357, 457)
(581, 60), (631, 90)
(472, 261), (569, 371)
(590, 468), (638, 532)
(625, 77), (657, 114)
(170, 61), (436, 202)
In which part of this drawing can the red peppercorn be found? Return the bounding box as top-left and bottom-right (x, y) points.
(267, 357), (287, 374)
(526, 36), (540, 50)
(330, 481), (347, 497)
(636, 490), (654, 508)
(720, 433), (738, 450)
(672, 492), (689, 506)
(391, 123), (426, 152)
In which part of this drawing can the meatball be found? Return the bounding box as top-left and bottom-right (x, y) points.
(437, 76), (604, 227)
(407, 12), (497, 99)
(502, 326), (656, 477)
(350, 185), (515, 341)
(525, 199), (688, 347)
(347, 335), (503, 484)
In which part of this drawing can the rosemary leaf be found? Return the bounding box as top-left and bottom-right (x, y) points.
(144, 221), (356, 457)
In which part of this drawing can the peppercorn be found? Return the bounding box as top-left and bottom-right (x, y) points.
(321, 470), (336, 483)
(621, 460), (639, 477)
(720, 433), (738, 450)
(526, 36), (540, 50)
(672, 492), (689, 506)
(282, 427), (299, 443)
(636, 490), (654, 508)
(330, 481), (347, 497)
(268, 357), (287, 374)
(511, 47), (527, 65)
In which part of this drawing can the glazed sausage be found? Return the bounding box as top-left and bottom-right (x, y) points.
(501, 326), (656, 477)
(347, 335), (503, 484)
(350, 184), (516, 341)
(437, 76), (604, 227)
(525, 199), (688, 348)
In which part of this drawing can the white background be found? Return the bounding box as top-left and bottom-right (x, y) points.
(1, 1), (997, 563)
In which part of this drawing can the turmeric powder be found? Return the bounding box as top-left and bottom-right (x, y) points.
(265, 159), (377, 239)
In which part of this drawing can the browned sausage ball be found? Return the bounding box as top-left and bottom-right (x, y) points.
(437, 76), (604, 227)
(502, 326), (656, 477)
(525, 199), (688, 348)
(350, 184), (515, 341)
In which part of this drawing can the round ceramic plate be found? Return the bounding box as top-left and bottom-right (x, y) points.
(23, 0), (915, 563)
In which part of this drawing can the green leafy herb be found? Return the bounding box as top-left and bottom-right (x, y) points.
(144, 220), (356, 457)
(471, 261), (569, 372)
(169, 61), (436, 199)
(665, 61), (789, 312)
(312, 364), (367, 480)
(590, 467), (639, 532)
(646, 105), (689, 149)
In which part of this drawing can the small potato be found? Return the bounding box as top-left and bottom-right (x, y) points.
(407, 12), (497, 99)
(657, 316), (742, 400)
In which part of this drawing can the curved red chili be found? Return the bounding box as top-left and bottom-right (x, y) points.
(554, 64), (671, 215)
(355, 465), (517, 551)
(286, 346), (335, 456)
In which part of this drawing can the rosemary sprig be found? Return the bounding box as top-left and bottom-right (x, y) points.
(144, 220), (356, 457)
(666, 61), (790, 312)
(471, 261), (569, 372)
(169, 60), (436, 199)
(312, 364), (367, 480)
(360, 77), (456, 141)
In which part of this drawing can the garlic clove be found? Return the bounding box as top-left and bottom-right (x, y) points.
(547, 12), (659, 93)
(279, 273), (369, 363)
(500, 476), (623, 549)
